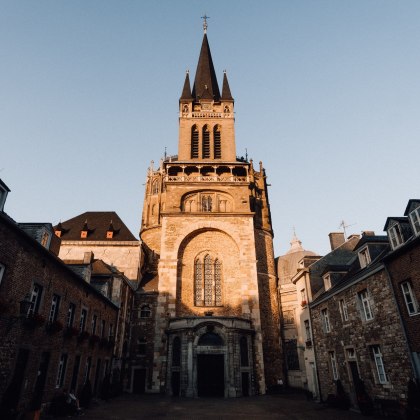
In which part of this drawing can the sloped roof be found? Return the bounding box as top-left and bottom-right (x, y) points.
(56, 211), (137, 241)
(180, 71), (193, 100)
(192, 34), (220, 101)
(221, 72), (233, 101)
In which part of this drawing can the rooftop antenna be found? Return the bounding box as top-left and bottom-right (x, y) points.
(201, 14), (210, 33)
(164, 146), (167, 160)
(339, 220), (356, 238)
(245, 148), (248, 162)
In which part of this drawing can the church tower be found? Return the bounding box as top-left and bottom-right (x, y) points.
(136, 21), (283, 397)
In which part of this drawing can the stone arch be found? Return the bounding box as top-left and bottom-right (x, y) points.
(176, 228), (240, 316)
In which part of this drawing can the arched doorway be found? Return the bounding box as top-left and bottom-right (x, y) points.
(196, 332), (225, 397)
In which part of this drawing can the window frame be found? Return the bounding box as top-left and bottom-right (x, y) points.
(339, 298), (349, 322)
(140, 305), (152, 318)
(358, 246), (371, 268)
(28, 283), (43, 316)
(323, 274), (332, 291)
(67, 303), (76, 328)
(359, 289), (373, 321)
(371, 345), (388, 384)
(321, 308), (331, 333)
(329, 351), (339, 380)
(0, 263), (5, 286)
(409, 206), (420, 236)
(56, 354), (68, 388)
(401, 281), (419, 316)
(388, 223), (404, 250)
(79, 308), (87, 332)
(48, 294), (61, 324)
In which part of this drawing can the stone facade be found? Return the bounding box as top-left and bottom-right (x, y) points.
(132, 29), (283, 397)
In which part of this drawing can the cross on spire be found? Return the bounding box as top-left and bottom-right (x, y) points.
(201, 14), (209, 33)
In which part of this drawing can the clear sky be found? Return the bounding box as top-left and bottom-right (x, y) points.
(1, 1), (419, 256)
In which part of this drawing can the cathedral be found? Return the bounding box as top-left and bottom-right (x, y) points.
(133, 22), (283, 397)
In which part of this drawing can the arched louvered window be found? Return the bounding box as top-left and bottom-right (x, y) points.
(202, 125), (210, 158)
(240, 336), (249, 366)
(191, 125), (199, 158)
(195, 254), (223, 307)
(172, 337), (181, 367)
(152, 180), (159, 195)
(213, 126), (221, 159)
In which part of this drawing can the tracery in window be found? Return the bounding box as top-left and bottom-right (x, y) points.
(152, 180), (159, 195)
(202, 125), (210, 158)
(195, 254), (223, 306)
(191, 125), (199, 158)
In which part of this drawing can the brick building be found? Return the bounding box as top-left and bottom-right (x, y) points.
(0, 193), (118, 418)
(132, 23), (283, 397)
(383, 199), (420, 377)
(309, 230), (414, 411)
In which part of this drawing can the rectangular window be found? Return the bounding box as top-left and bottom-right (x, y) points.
(304, 320), (311, 341)
(91, 314), (97, 335)
(358, 247), (371, 268)
(321, 308), (331, 333)
(28, 283), (43, 315)
(67, 303), (76, 328)
(359, 289), (373, 321)
(56, 354), (68, 388)
(79, 308), (87, 332)
(0, 263), (5, 285)
(108, 323), (114, 340)
(371, 345), (388, 384)
(48, 294), (61, 323)
(100, 320), (106, 338)
(401, 281), (418, 315)
(339, 299), (349, 322)
(301, 289), (307, 306)
(409, 207), (420, 236)
(324, 274), (332, 291)
(330, 351), (339, 380)
(388, 223), (404, 250)
(285, 339), (300, 370)
(84, 356), (92, 383)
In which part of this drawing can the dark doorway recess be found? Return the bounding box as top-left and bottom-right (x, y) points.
(171, 371), (180, 396)
(30, 352), (50, 410)
(197, 354), (224, 397)
(133, 369), (146, 394)
(241, 372), (249, 397)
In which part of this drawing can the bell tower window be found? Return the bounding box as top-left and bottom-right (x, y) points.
(191, 125), (199, 158)
(201, 195), (212, 212)
(202, 125), (210, 158)
(214, 126), (221, 159)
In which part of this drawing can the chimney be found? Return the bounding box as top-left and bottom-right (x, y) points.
(362, 231), (375, 237)
(329, 232), (345, 251)
(83, 251), (94, 264)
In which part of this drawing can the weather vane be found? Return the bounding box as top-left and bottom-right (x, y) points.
(201, 14), (210, 33)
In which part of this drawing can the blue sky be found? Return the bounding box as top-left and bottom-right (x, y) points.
(1, 1), (419, 256)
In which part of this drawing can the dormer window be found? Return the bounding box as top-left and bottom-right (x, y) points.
(358, 246), (371, 268)
(40, 230), (51, 248)
(106, 231), (113, 239)
(323, 274), (332, 291)
(388, 222), (404, 250)
(80, 231), (88, 239)
(409, 206), (420, 236)
(55, 230), (62, 238)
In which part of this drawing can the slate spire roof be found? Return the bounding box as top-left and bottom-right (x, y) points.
(180, 71), (193, 100)
(191, 33), (221, 101)
(221, 71), (234, 101)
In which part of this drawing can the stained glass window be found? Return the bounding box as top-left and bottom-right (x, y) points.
(204, 255), (213, 306)
(195, 259), (203, 305)
(194, 255), (223, 307)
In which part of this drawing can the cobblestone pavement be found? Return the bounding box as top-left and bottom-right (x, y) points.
(79, 393), (369, 420)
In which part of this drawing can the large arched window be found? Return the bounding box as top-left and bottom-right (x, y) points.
(152, 180), (159, 195)
(240, 336), (249, 366)
(213, 126), (221, 159)
(195, 254), (223, 306)
(202, 125), (210, 158)
(191, 125), (199, 158)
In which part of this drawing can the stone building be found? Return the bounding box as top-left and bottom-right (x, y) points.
(276, 233), (318, 390)
(309, 231), (414, 410)
(132, 24), (283, 397)
(383, 199), (420, 378)
(0, 186), (118, 418)
(56, 211), (141, 282)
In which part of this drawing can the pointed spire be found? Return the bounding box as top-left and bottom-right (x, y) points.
(286, 229), (304, 254)
(180, 70), (193, 100)
(221, 70), (233, 101)
(192, 33), (220, 101)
